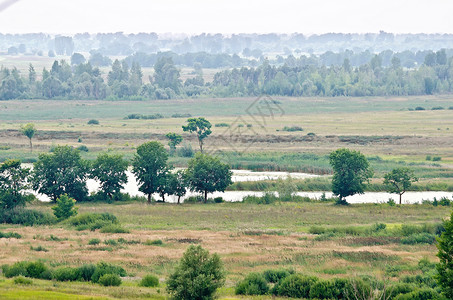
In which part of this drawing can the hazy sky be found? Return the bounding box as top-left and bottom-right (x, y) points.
(0, 0), (451, 34)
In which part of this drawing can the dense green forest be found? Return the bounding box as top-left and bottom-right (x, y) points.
(1, 49), (453, 100)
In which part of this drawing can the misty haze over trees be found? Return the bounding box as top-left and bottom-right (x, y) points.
(2, 32), (453, 100)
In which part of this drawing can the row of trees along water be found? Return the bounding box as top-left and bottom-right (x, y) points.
(1, 49), (453, 100)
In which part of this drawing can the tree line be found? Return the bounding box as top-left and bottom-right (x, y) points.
(1, 48), (453, 100)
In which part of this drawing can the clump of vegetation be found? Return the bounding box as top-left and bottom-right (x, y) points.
(214, 123), (230, 127)
(98, 274), (122, 286)
(76, 145), (89, 152)
(139, 274), (159, 287)
(436, 211), (453, 298)
(67, 212), (119, 231)
(171, 113), (192, 118)
(99, 224), (129, 233)
(88, 238), (101, 245)
(235, 273), (269, 295)
(87, 119), (99, 125)
(280, 126), (303, 132)
(0, 231), (21, 239)
(30, 245), (48, 252)
(13, 276), (33, 285)
(144, 239), (163, 246)
(2, 261), (51, 279)
(166, 245), (225, 300)
(52, 194), (78, 221)
(1, 208), (56, 226)
(125, 113), (164, 120)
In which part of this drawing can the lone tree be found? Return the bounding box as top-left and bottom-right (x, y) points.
(167, 245), (225, 300)
(436, 211), (453, 299)
(20, 123), (36, 152)
(329, 148), (373, 204)
(165, 132), (183, 155)
(32, 145), (89, 202)
(167, 170), (187, 204)
(90, 153), (128, 201)
(0, 159), (31, 210)
(383, 167), (418, 204)
(132, 141), (168, 203)
(182, 117), (212, 153)
(185, 153), (232, 202)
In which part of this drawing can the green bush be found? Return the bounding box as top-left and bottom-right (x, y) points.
(387, 283), (417, 299)
(68, 212), (118, 231)
(166, 245), (225, 300)
(235, 273), (269, 295)
(214, 123), (230, 127)
(98, 274), (122, 286)
(76, 145), (89, 152)
(88, 238), (101, 245)
(87, 119), (99, 125)
(177, 143), (194, 158)
(77, 264), (96, 281)
(91, 262), (126, 283)
(53, 267), (81, 281)
(2, 208), (56, 225)
(0, 231), (21, 239)
(272, 274), (317, 298)
(52, 194), (78, 221)
(3, 261), (50, 279)
(144, 239), (163, 246)
(281, 126), (303, 132)
(309, 279), (336, 299)
(139, 274), (159, 287)
(401, 233), (437, 245)
(104, 239), (118, 246)
(263, 269), (292, 283)
(394, 288), (440, 300)
(13, 276), (33, 285)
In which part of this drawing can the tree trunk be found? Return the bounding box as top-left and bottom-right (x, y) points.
(399, 193), (403, 205)
(161, 194), (165, 202)
(177, 196), (181, 204)
(204, 190), (207, 203)
(199, 139), (203, 153)
(29, 138), (32, 153)
(147, 193), (151, 204)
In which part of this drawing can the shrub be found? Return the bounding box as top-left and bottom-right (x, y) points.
(99, 224), (129, 233)
(213, 197), (223, 203)
(91, 262), (126, 283)
(166, 245), (225, 300)
(415, 106), (425, 111)
(388, 198), (396, 206)
(0, 231), (21, 239)
(401, 233), (437, 245)
(77, 264), (96, 281)
(87, 119), (99, 125)
(272, 274), (317, 298)
(104, 239), (118, 246)
(394, 288), (439, 300)
(432, 106), (444, 110)
(171, 113), (192, 118)
(281, 126), (303, 132)
(214, 123), (229, 127)
(439, 197), (451, 206)
(309, 279), (336, 299)
(177, 143), (194, 157)
(235, 273), (269, 295)
(3, 262), (28, 278)
(30, 245), (48, 252)
(144, 239), (163, 246)
(388, 283), (417, 299)
(68, 213), (118, 228)
(263, 269), (292, 283)
(98, 274), (122, 286)
(53, 267), (81, 281)
(3, 261), (50, 279)
(88, 238), (101, 245)
(52, 194), (78, 221)
(13, 276), (33, 285)
(432, 156), (442, 161)
(76, 145), (89, 152)
(139, 274), (159, 287)
(1, 208), (56, 225)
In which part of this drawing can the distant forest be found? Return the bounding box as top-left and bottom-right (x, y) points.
(1, 32), (453, 100)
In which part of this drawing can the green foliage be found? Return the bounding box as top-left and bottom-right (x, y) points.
(177, 142), (194, 157)
(384, 167), (418, 204)
(144, 239), (163, 246)
(3, 261), (50, 279)
(393, 288), (440, 300)
(165, 132), (183, 153)
(77, 264), (96, 281)
(76, 145), (89, 152)
(272, 274), (318, 298)
(0, 159), (31, 210)
(30, 245), (48, 252)
(88, 238), (100, 245)
(13, 276), (33, 285)
(281, 125), (303, 132)
(132, 141), (168, 203)
(52, 194), (78, 221)
(87, 119), (99, 125)
(436, 211), (453, 298)
(99, 224), (129, 233)
(20, 123), (36, 152)
(235, 273), (269, 295)
(401, 233), (437, 244)
(139, 274), (159, 287)
(90, 153), (128, 201)
(91, 262), (126, 283)
(309, 279), (336, 299)
(166, 245), (225, 300)
(32, 145), (89, 202)
(185, 153), (232, 202)
(53, 267), (81, 282)
(1, 208), (56, 225)
(67, 212), (118, 231)
(329, 148), (373, 203)
(182, 117), (212, 152)
(98, 274), (122, 286)
(263, 269), (292, 283)
(0, 231), (21, 239)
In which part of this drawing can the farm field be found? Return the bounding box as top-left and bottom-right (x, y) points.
(0, 201), (451, 299)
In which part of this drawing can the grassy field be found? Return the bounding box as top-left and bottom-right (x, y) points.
(0, 201), (451, 299)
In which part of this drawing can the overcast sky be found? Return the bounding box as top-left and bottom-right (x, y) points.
(0, 0), (451, 35)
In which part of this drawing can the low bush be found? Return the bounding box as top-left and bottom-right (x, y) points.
(309, 279), (336, 299)
(393, 288), (439, 300)
(98, 273), (122, 286)
(235, 273), (269, 295)
(0, 231), (21, 239)
(13, 276), (33, 285)
(144, 239), (163, 246)
(104, 239), (118, 246)
(30, 245), (48, 252)
(388, 283), (417, 299)
(171, 113), (192, 118)
(1, 208), (56, 226)
(214, 123), (230, 127)
(68, 212), (118, 231)
(272, 274), (317, 298)
(77, 264), (96, 281)
(91, 262), (126, 283)
(3, 261), (50, 279)
(53, 267), (81, 282)
(401, 233), (437, 245)
(263, 269), (292, 283)
(87, 119), (99, 125)
(88, 238), (101, 245)
(139, 274), (159, 287)
(281, 126), (303, 132)
(177, 143), (194, 157)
